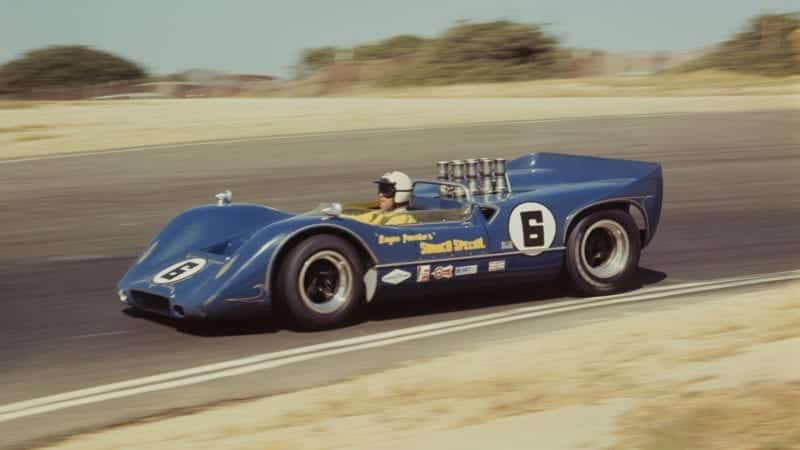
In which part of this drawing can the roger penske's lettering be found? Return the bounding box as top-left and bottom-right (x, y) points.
(420, 237), (486, 255)
(378, 233), (434, 246)
(378, 235), (401, 246)
(402, 233), (433, 243)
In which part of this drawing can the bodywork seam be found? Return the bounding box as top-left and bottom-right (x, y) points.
(263, 223), (380, 296)
(374, 246), (566, 268)
(562, 196), (652, 246)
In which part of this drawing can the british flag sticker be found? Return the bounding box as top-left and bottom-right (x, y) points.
(417, 264), (431, 282)
(488, 260), (506, 272)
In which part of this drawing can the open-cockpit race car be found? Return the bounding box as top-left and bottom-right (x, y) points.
(117, 152), (663, 329)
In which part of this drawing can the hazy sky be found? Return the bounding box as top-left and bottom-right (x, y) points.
(2, 0), (797, 77)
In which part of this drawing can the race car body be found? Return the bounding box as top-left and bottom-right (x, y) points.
(117, 152), (663, 329)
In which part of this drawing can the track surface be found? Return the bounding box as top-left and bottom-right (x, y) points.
(0, 110), (798, 448)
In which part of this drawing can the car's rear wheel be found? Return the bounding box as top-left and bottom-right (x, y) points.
(565, 209), (641, 295)
(278, 234), (365, 330)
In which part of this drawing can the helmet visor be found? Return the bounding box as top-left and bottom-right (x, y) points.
(377, 181), (396, 198)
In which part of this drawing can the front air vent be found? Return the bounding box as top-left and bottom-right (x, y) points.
(130, 290), (171, 315)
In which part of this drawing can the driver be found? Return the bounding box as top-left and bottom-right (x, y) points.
(376, 171), (412, 213)
(350, 171), (417, 225)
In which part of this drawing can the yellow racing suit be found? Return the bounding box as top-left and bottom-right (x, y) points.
(347, 208), (417, 226)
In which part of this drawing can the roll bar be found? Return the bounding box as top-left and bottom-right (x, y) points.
(413, 179), (474, 204)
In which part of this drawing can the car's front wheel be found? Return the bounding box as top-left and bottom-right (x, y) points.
(565, 209), (641, 295)
(277, 234), (365, 330)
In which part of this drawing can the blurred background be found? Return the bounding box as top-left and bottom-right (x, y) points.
(0, 3), (797, 99)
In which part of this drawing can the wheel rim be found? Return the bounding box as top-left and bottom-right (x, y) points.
(579, 219), (630, 279)
(297, 250), (353, 314)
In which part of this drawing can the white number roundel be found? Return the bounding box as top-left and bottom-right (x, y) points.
(153, 258), (207, 284)
(508, 202), (556, 255)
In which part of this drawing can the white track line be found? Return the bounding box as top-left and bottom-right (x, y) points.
(0, 269), (797, 423)
(1, 274), (742, 416)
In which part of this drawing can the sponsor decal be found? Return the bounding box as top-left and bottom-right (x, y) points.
(402, 233), (434, 243)
(488, 260), (506, 272)
(508, 202), (557, 256)
(419, 240), (452, 254)
(416, 264), (431, 282)
(381, 269), (412, 285)
(378, 235), (401, 246)
(377, 233), (434, 246)
(455, 265), (478, 276)
(432, 265), (454, 280)
(153, 258), (207, 284)
(419, 237), (486, 255)
(501, 240), (514, 250)
(453, 238), (486, 252)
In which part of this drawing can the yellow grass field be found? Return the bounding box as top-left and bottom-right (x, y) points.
(332, 71), (800, 98)
(1, 93), (798, 161)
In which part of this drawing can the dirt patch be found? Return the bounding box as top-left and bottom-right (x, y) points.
(1, 95), (798, 161)
(38, 281), (799, 450)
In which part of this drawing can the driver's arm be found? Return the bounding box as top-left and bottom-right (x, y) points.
(347, 210), (382, 225)
(384, 212), (417, 225)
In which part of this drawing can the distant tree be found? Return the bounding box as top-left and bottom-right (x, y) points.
(0, 45), (146, 92)
(353, 35), (428, 61)
(431, 21), (559, 67)
(383, 20), (569, 85)
(677, 13), (800, 75)
(292, 20), (569, 85)
(301, 46), (336, 71)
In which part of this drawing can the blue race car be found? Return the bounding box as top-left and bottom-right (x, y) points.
(117, 152), (663, 329)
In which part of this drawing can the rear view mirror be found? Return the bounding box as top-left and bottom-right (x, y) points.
(321, 203), (343, 217)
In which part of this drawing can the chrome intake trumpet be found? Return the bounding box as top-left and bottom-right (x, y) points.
(436, 160), (450, 197)
(494, 158), (508, 193)
(479, 157), (494, 194)
(465, 158), (480, 195)
(451, 160), (466, 198)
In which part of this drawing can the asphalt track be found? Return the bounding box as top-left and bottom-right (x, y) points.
(0, 110), (798, 448)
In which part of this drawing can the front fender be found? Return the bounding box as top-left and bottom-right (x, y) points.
(136, 203), (291, 271)
(120, 213), (378, 319)
(198, 231), (285, 317)
(200, 215), (377, 316)
(210, 215), (380, 310)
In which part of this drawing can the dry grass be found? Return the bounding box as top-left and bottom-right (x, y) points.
(613, 383), (800, 450)
(14, 133), (60, 142)
(0, 90), (798, 161)
(0, 100), (100, 109)
(757, 317), (800, 344)
(217, 281), (798, 438)
(0, 124), (51, 133)
(0, 100), (58, 109)
(338, 71), (799, 98)
(0, 123), (62, 143)
(677, 344), (746, 363)
(0, 101), (34, 110)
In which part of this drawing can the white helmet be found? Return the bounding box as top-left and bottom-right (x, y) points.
(375, 171), (413, 204)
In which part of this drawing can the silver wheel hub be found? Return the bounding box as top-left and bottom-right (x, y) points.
(580, 219), (630, 279)
(298, 250), (353, 314)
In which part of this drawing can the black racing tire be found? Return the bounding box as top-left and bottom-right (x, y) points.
(277, 234), (365, 330)
(565, 209), (641, 296)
